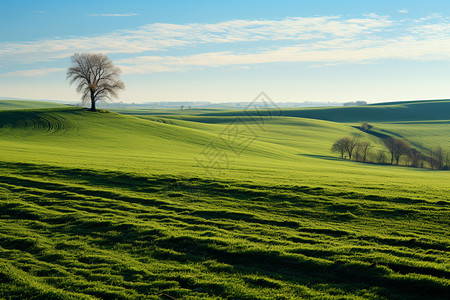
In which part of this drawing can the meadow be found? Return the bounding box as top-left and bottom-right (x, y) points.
(0, 100), (448, 299)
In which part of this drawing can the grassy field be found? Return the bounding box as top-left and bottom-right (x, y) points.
(0, 100), (66, 111)
(372, 120), (450, 151)
(195, 99), (450, 122)
(0, 100), (449, 299)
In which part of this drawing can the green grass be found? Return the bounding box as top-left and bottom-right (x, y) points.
(196, 99), (450, 122)
(0, 101), (449, 299)
(371, 120), (450, 151)
(0, 100), (66, 110)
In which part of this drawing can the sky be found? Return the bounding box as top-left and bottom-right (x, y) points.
(2, 0), (450, 103)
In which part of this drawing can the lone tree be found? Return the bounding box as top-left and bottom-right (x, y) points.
(67, 53), (125, 111)
(408, 148), (422, 168)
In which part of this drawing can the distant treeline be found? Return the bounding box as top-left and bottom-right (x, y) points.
(331, 122), (449, 170)
(343, 101), (367, 106)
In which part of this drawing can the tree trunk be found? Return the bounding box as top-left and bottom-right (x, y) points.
(89, 90), (96, 111)
(90, 100), (96, 111)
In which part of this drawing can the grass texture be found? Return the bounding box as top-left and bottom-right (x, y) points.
(0, 100), (448, 299)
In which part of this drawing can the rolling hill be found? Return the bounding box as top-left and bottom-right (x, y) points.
(0, 100), (448, 299)
(0, 100), (67, 110)
(196, 99), (450, 122)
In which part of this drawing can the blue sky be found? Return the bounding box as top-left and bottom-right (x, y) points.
(2, 0), (450, 103)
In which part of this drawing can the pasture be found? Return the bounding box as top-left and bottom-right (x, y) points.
(0, 100), (448, 299)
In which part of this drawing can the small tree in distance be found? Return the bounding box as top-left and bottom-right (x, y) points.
(331, 134), (448, 170)
(445, 152), (450, 170)
(430, 146), (450, 170)
(360, 122), (372, 132)
(382, 137), (410, 165)
(383, 137), (396, 165)
(356, 141), (372, 163)
(375, 150), (387, 164)
(67, 53), (125, 111)
(343, 136), (358, 160)
(434, 146), (444, 170)
(393, 139), (410, 165)
(331, 138), (346, 158)
(408, 148), (422, 168)
(331, 136), (358, 160)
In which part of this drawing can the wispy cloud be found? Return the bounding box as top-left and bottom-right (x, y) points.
(0, 15), (394, 66)
(89, 13), (138, 17)
(116, 34), (450, 74)
(0, 68), (64, 78)
(2, 14), (450, 76)
(398, 9), (408, 14)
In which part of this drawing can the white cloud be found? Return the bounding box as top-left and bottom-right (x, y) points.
(0, 15), (393, 66)
(0, 68), (64, 78)
(116, 34), (450, 74)
(3, 13), (450, 76)
(89, 13), (138, 17)
(398, 9), (408, 14)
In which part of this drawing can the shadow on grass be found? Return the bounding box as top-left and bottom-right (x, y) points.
(352, 126), (391, 139)
(1, 160), (450, 299)
(297, 154), (344, 161)
(156, 236), (450, 299)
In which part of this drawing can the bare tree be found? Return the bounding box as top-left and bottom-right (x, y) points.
(383, 137), (396, 165)
(360, 122), (372, 132)
(331, 138), (346, 158)
(375, 150), (387, 164)
(393, 139), (410, 165)
(429, 150), (435, 169)
(356, 141), (372, 162)
(445, 152), (449, 170)
(434, 146), (445, 170)
(67, 53), (125, 111)
(382, 137), (410, 165)
(343, 136), (358, 160)
(331, 136), (358, 160)
(408, 148), (422, 168)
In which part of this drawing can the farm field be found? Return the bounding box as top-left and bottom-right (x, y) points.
(0, 100), (66, 111)
(0, 100), (449, 299)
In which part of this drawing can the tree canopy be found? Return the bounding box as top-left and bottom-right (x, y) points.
(67, 53), (125, 111)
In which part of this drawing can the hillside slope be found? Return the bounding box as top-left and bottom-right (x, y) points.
(0, 106), (447, 200)
(0, 100), (66, 110)
(372, 120), (450, 150)
(0, 104), (449, 299)
(198, 100), (450, 122)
